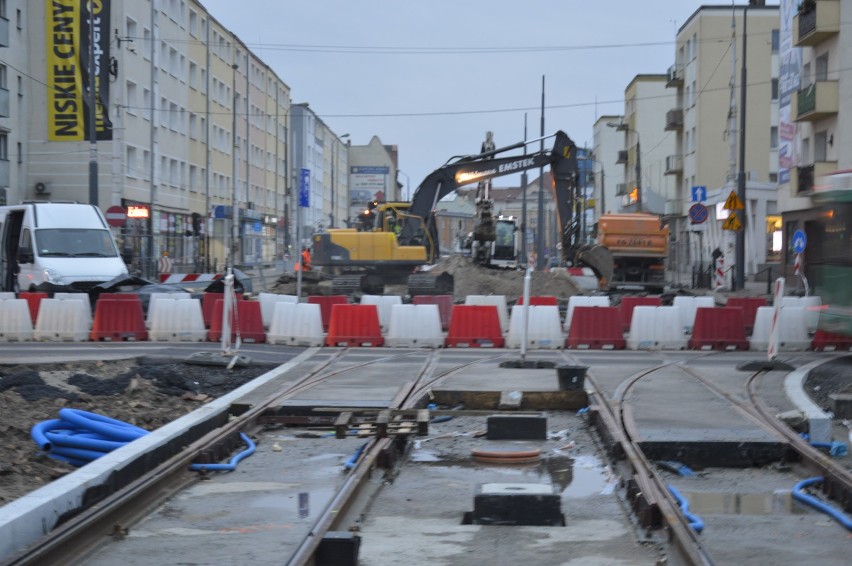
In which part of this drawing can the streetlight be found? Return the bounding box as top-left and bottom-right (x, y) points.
(398, 170), (411, 200)
(330, 133), (349, 228)
(606, 122), (642, 213)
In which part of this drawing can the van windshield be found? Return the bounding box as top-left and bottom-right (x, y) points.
(35, 229), (118, 258)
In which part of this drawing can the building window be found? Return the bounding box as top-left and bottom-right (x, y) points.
(0, 133), (8, 160)
(126, 81), (137, 115)
(769, 172), (778, 183)
(771, 78), (778, 101)
(771, 29), (779, 53)
(126, 146), (138, 178)
(16, 141), (21, 163)
(814, 131), (827, 162)
(16, 8), (21, 30)
(770, 126), (778, 150)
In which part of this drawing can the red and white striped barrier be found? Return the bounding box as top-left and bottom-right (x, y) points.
(159, 273), (224, 284)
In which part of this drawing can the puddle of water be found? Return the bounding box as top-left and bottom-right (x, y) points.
(408, 449), (614, 498)
(684, 490), (802, 515)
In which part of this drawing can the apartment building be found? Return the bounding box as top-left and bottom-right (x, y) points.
(592, 115), (626, 218)
(0, 0), (365, 277)
(782, 0), (847, 278)
(665, 3), (780, 277)
(610, 75), (678, 217)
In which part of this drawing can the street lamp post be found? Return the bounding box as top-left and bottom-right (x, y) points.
(607, 122), (642, 212)
(398, 170), (411, 200)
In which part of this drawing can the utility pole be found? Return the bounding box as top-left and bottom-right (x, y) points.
(536, 75), (545, 270)
(735, 1), (750, 291)
(87, 4), (98, 206)
(521, 114), (528, 264)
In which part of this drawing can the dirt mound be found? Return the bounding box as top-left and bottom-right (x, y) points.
(429, 255), (582, 301)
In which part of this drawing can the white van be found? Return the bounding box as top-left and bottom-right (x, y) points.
(0, 202), (129, 293)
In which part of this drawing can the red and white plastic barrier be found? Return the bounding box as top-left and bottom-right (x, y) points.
(158, 273), (223, 284)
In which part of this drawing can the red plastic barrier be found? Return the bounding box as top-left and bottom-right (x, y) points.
(445, 305), (504, 348)
(811, 330), (852, 352)
(17, 292), (48, 324)
(308, 295), (349, 331)
(201, 292), (244, 328)
(324, 304), (384, 347)
(517, 295), (558, 306)
(90, 296), (148, 341)
(619, 296), (662, 332)
(566, 306), (625, 349)
(412, 295), (453, 330)
(207, 299), (266, 343)
(688, 307), (748, 350)
(726, 297), (767, 334)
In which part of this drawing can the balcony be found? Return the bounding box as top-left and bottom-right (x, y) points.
(0, 158), (9, 188)
(790, 161), (837, 194)
(0, 16), (8, 48)
(0, 87), (8, 118)
(665, 155), (683, 175)
(794, 81), (839, 121)
(615, 150), (628, 165)
(615, 183), (629, 196)
(666, 63), (683, 88)
(664, 108), (683, 131)
(794, 0), (839, 47)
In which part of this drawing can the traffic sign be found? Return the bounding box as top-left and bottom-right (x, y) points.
(723, 190), (744, 210)
(691, 185), (707, 202)
(688, 203), (708, 224)
(722, 211), (742, 231)
(792, 229), (807, 254)
(105, 205), (127, 227)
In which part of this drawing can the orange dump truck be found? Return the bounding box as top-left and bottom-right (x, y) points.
(595, 213), (669, 291)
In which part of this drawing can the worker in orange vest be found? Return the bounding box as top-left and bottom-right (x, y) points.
(300, 247), (312, 271)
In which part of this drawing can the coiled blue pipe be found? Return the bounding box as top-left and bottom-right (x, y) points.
(189, 433), (256, 472)
(667, 485), (705, 533)
(31, 409), (151, 467)
(792, 477), (852, 531)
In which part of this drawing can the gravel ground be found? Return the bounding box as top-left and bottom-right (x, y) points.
(0, 357), (278, 504)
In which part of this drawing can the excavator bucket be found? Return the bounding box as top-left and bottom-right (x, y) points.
(576, 244), (614, 290)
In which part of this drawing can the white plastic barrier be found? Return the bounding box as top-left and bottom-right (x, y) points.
(258, 293), (298, 329)
(563, 296), (610, 331)
(506, 305), (564, 349)
(750, 306), (811, 351)
(627, 306), (687, 350)
(51, 293), (93, 328)
(465, 295), (510, 333)
(0, 292), (16, 300)
(33, 299), (91, 341)
(672, 296), (715, 333)
(781, 296), (822, 332)
(0, 299), (33, 341)
(361, 295), (403, 332)
(148, 298), (206, 342)
(146, 292), (191, 327)
(385, 304), (444, 348)
(267, 302), (324, 347)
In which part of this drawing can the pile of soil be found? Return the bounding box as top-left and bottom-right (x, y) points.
(429, 255), (582, 301)
(0, 358), (277, 504)
(270, 255), (584, 302)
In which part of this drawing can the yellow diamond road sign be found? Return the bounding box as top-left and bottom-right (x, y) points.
(722, 211), (742, 231)
(724, 190), (744, 210)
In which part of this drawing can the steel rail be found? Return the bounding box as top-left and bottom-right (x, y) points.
(577, 356), (716, 566)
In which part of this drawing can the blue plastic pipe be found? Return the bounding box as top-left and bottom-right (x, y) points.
(343, 442), (368, 471)
(58, 408), (148, 441)
(667, 485), (705, 533)
(189, 433), (256, 473)
(792, 477), (852, 530)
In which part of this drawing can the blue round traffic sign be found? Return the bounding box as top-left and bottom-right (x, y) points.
(792, 229), (807, 254)
(689, 203), (708, 224)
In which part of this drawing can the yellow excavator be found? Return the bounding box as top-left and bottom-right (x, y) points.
(311, 130), (613, 295)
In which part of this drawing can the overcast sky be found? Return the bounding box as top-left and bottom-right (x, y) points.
(201, 1), (773, 193)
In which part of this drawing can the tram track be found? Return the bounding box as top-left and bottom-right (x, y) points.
(4, 347), (509, 566)
(583, 354), (852, 565)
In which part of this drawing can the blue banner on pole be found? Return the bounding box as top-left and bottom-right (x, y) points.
(299, 168), (310, 208)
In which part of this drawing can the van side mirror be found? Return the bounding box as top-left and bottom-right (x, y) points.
(17, 250), (34, 264)
(121, 250), (133, 264)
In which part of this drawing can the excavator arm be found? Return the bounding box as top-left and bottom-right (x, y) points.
(399, 130), (585, 265)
